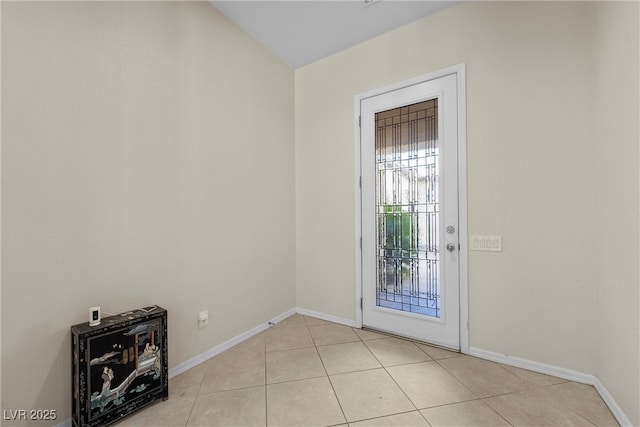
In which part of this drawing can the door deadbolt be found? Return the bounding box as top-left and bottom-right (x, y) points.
(446, 226), (455, 234)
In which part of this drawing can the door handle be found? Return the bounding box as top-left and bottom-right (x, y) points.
(446, 243), (456, 252)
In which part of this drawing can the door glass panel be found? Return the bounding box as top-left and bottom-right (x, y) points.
(375, 99), (440, 317)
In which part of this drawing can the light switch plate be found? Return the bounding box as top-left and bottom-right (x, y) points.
(470, 235), (502, 252)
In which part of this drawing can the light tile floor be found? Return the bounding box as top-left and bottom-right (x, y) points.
(116, 314), (619, 427)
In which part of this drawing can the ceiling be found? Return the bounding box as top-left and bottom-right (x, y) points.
(209, 1), (460, 69)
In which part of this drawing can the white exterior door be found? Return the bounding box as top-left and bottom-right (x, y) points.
(359, 70), (463, 349)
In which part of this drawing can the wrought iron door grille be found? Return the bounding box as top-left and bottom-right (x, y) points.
(374, 99), (440, 317)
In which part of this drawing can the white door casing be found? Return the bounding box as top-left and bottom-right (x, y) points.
(355, 64), (468, 351)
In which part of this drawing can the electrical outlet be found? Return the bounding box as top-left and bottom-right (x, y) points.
(470, 235), (502, 252)
(198, 310), (209, 327)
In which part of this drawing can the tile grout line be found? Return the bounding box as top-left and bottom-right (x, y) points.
(479, 382), (607, 427)
(369, 339), (436, 426)
(429, 357), (512, 426)
(432, 357), (517, 427)
(264, 326), (270, 427)
(332, 323), (405, 425)
(182, 389), (199, 427)
(433, 356), (484, 398)
(182, 355), (209, 427)
(195, 382), (270, 396)
(348, 409), (436, 426)
(305, 316), (350, 426)
(332, 326), (465, 424)
(360, 335), (496, 426)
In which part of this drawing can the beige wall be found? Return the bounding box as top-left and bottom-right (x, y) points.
(593, 2), (640, 424)
(1, 1), (295, 423)
(2, 0), (638, 425)
(297, 0), (595, 369)
(295, 1), (638, 423)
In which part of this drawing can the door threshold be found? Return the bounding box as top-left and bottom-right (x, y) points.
(359, 326), (460, 353)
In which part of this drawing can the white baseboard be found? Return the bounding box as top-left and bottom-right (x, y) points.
(169, 307), (297, 378)
(296, 307), (357, 327)
(593, 377), (634, 427)
(468, 347), (594, 384)
(468, 347), (632, 427)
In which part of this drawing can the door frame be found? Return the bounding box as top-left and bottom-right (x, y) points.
(354, 63), (469, 353)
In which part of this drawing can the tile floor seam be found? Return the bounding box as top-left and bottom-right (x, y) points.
(364, 340), (428, 421)
(480, 391), (521, 401)
(489, 382), (612, 427)
(181, 363), (208, 427)
(573, 412), (600, 427)
(311, 322), (349, 427)
(416, 406), (434, 425)
(346, 409), (431, 425)
(268, 346), (315, 355)
(492, 359), (553, 391)
(432, 356), (488, 399)
(418, 396), (481, 410)
(414, 395), (480, 411)
(348, 328), (438, 425)
(328, 365), (393, 379)
(362, 336), (436, 364)
(264, 329), (269, 427)
(197, 382), (269, 396)
(266, 373), (330, 386)
(479, 396), (530, 427)
(183, 393), (201, 427)
(354, 330), (392, 342)
(315, 342), (363, 348)
(453, 398), (515, 427)
(480, 381), (559, 399)
(480, 388), (604, 427)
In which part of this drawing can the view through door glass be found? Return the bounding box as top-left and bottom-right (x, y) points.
(375, 99), (440, 317)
